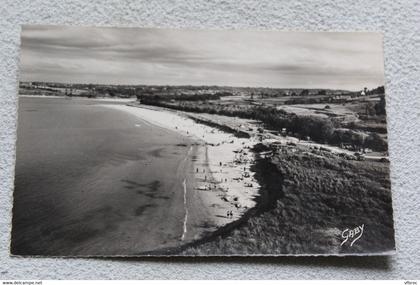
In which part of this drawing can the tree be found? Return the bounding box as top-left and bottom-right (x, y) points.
(300, 89), (309, 96)
(366, 132), (387, 151)
(375, 96), (386, 115)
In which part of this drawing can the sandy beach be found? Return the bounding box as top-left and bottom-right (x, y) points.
(101, 104), (261, 234)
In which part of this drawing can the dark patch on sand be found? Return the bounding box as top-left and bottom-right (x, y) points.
(121, 180), (169, 200)
(134, 204), (156, 216)
(143, 193), (170, 200)
(122, 179), (161, 193)
(147, 148), (165, 158)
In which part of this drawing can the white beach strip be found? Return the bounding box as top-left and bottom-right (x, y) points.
(18, 95), (65, 99)
(181, 178), (188, 241)
(101, 104), (261, 219)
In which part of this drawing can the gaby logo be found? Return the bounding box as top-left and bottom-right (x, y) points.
(341, 224), (364, 246)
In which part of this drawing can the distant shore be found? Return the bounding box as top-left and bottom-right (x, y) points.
(19, 94), (137, 103)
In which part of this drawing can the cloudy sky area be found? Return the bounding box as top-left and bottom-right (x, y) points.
(20, 25), (385, 90)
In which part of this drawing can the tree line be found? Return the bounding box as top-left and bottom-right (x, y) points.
(139, 97), (387, 152)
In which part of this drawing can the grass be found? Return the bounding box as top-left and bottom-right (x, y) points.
(179, 143), (394, 255)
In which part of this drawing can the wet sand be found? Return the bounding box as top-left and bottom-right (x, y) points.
(102, 104), (262, 227)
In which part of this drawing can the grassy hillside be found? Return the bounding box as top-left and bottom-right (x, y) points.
(180, 143), (394, 255)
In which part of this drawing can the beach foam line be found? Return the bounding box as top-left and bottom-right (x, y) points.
(181, 178), (188, 241)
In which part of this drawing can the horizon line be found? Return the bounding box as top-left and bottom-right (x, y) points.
(19, 80), (378, 93)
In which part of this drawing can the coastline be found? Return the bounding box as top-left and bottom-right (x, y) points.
(139, 153), (282, 256)
(15, 100), (392, 256)
(100, 103), (262, 245)
(104, 103), (394, 256)
(13, 96), (394, 256)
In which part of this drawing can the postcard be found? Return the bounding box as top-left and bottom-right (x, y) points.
(11, 26), (395, 256)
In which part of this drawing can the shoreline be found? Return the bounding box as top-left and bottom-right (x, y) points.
(100, 103), (262, 246)
(138, 154), (281, 256)
(117, 103), (393, 256)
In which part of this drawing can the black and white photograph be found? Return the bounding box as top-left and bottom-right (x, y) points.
(11, 25), (395, 256)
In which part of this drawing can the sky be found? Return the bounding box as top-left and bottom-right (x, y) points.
(19, 25), (385, 91)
